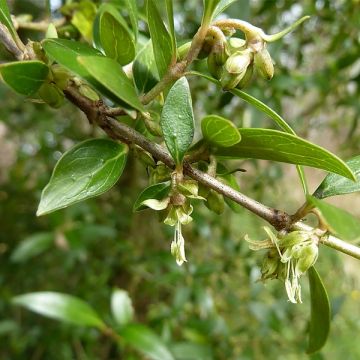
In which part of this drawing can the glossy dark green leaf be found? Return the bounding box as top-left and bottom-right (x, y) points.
(307, 196), (360, 241)
(160, 77), (195, 164)
(133, 182), (171, 211)
(12, 292), (104, 328)
(314, 155), (360, 199)
(98, 11), (135, 65)
(78, 56), (145, 112)
(0, 0), (17, 39)
(119, 324), (174, 360)
(133, 40), (159, 93)
(37, 139), (128, 216)
(124, 0), (138, 42)
(307, 267), (331, 354)
(111, 289), (134, 327)
(201, 115), (241, 147)
(215, 128), (355, 181)
(10, 232), (54, 263)
(146, 0), (173, 78)
(0, 61), (49, 95)
(213, 0), (239, 18)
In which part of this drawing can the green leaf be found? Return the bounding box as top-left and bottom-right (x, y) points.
(133, 40), (159, 93)
(190, 71), (309, 194)
(119, 324), (174, 360)
(146, 0), (173, 78)
(160, 77), (195, 164)
(98, 11), (135, 65)
(111, 289), (134, 327)
(124, 0), (138, 42)
(71, 0), (97, 42)
(170, 342), (212, 360)
(213, 0), (239, 18)
(165, 0), (176, 53)
(12, 292), (104, 328)
(0, 0), (17, 39)
(307, 196), (360, 241)
(314, 155), (360, 199)
(215, 128), (355, 181)
(133, 182), (171, 212)
(42, 38), (102, 80)
(307, 267), (331, 354)
(202, 0), (221, 25)
(37, 139), (128, 216)
(78, 56), (145, 112)
(201, 115), (241, 147)
(0, 61), (49, 96)
(10, 232), (54, 263)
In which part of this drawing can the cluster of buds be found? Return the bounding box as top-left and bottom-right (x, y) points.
(204, 16), (310, 91)
(140, 173), (205, 266)
(246, 226), (319, 303)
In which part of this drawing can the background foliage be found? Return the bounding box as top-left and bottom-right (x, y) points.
(0, 0), (359, 359)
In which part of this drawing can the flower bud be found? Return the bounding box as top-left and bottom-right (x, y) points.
(295, 243), (318, 275)
(254, 48), (274, 80)
(38, 82), (64, 108)
(51, 65), (71, 90)
(78, 83), (100, 101)
(227, 38), (246, 53)
(278, 231), (310, 248)
(236, 64), (253, 89)
(205, 190), (225, 215)
(207, 52), (223, 79)
(261, 253), (279, 280)
(220, 51), (252, 90)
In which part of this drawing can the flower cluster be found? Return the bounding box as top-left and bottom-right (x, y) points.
(246, 227), (319, 303)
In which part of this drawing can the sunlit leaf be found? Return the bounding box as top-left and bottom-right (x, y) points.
(111, 289), (134, 327)
(161, 77), (194, 165)
(0, 0), (17, 39)
(307, 267), (331, 354)
(124, 0), (138, 42)
(37, 139), (128, 216)
(12, 292), (104, 328)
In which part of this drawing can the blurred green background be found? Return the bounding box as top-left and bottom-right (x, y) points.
(0, 0), (360, 359)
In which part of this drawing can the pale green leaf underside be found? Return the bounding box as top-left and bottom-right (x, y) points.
(307, 196), (360, 241)
(133, 181), (170, 212)
(201, 115), (241, 147)
(161, 77), (194, 164)
(37, 139), (128, 216)
(307, 267), (331, 354)
(0, 61), (49, 95)
(215, 128), (355, 181)
(314, 155), (360, 199)
(12, 292), (104, 328)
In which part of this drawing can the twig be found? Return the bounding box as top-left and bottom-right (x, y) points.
(0, 24), (23, 60)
